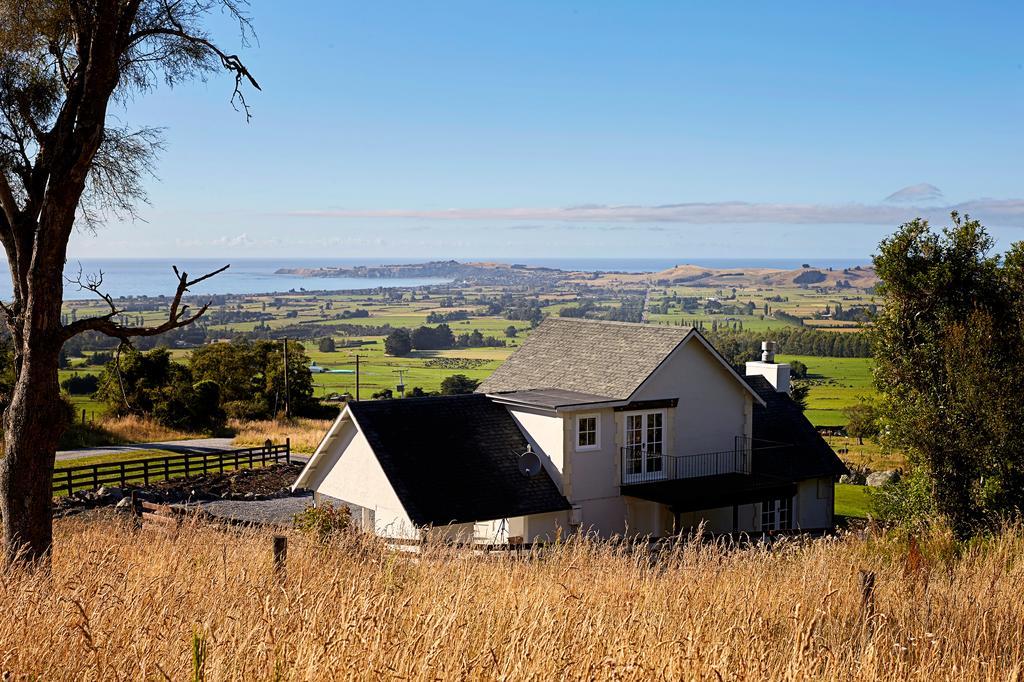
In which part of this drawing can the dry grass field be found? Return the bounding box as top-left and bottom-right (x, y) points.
(3, 517), (1023, 680)
(229, 417), (332, 453)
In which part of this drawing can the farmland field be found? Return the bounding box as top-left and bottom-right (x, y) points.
(58, 272), (877, 431)
(777, 354), (875, 427)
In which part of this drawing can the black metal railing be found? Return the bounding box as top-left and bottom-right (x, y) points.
(621, 437), (751, 485)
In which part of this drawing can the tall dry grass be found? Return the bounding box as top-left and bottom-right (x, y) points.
(58, 415), (200, 449)
(3, 517), (1024, 680)
(229, 417), (331, 453)
(98, 415), (199, 443)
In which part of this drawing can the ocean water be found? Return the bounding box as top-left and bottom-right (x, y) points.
(0, 256), (872, 301)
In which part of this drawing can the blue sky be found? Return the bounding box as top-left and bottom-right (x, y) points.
(70, 1), (1023, 260)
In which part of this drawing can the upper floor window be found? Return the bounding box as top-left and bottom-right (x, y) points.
(576, 414), (599, 451)
(761, 496), (792, 531)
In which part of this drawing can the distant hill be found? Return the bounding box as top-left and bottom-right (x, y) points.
(279, 260), (879, 290)
(577, 263), (879, 289)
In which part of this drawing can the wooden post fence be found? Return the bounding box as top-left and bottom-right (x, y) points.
(54, 442), (292, 497)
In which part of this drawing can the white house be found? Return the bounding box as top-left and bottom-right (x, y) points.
(293, 318), (846, 542)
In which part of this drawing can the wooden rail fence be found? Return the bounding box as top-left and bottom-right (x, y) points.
(55, 440), (291, 497)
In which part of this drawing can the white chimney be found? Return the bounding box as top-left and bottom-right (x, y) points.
(745, 341), (791, 393)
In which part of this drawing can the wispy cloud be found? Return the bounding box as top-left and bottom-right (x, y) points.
(288, 197), (1024, 227)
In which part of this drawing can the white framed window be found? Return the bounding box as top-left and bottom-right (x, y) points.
(761, 497), (792, 531)
(622, 410), (666, 482)
(575, 414), (600, 451)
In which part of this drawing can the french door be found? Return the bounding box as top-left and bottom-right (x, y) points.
(623, 411), (665, 483)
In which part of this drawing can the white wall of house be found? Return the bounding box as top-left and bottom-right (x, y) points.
(795, 478), (834, 530)
(561, 407), (628, 536)
(508, 406), (566, 492)
(305, 418), (418, 540)
(631, 338), (752, 456)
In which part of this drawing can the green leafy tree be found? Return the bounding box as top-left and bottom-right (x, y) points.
(318, 337), (336, 353)
(440, 374), (480, 395)
(872, 213), (1024, 536)
(95, 348), (224, 432)
(504, 325), (518, 338)
(384, 329), (413, 357)
(843, 399), (879, 445)
(789, 381), (810, 412)
(190, 339), (317, 419)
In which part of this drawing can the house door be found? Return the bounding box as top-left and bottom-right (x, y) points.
(623, 411), (665, 483)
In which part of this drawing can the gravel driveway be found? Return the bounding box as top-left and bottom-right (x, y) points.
(198, 492), (313, 526)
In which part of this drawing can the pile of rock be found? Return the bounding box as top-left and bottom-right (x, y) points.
(54, 463), (305, 517)
(839, 463), (901, 488)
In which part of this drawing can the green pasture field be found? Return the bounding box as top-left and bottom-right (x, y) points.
(59, 281), (877, 419)
(777, 354), (875, 427)
(646, 283), (876, 334)
(834, 483), (871, 519)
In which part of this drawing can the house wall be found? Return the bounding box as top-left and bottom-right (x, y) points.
(795, 478), (834, 530)
(309, 420), (418, 540)
(508, 406), (566, 492)
(560, 407), (628, 536)
(552, 337), (754, 538)
(631, 338), (752, 455)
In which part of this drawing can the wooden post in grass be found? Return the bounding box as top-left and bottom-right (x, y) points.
(273, 535), (287, 579)
(860, 569), (876, 637)
(283, 337), (291, 420)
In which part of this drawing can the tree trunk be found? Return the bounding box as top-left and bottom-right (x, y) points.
(0, 286), (66, 564)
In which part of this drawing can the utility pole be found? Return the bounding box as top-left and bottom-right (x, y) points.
(355, 354), (361, 401)
(395, 369), (406, 398)
(283, 337), (290, 419)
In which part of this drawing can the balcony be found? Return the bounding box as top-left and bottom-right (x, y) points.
(621, 437), (752, 485)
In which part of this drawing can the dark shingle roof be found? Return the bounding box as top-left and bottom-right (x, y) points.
(745, 375), (848, 479)
(349, 394), (571, 526)
(478, 317), (692, 399)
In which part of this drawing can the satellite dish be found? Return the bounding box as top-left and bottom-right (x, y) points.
(518, 445), (542, 478)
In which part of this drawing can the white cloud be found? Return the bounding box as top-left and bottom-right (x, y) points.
(210, 233), (255, 248)
(287, 197), (1024, 227)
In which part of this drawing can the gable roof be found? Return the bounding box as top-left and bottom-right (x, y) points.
(347, 394), (571, 527)
(478, 317), (691, 399)
(478, 317), (762, 406)
(745, 375), (848, 479)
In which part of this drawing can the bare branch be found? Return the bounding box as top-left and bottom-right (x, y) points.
(61, 263), (229, 342)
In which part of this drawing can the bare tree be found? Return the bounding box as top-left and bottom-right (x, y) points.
(0, 0), (258, 564)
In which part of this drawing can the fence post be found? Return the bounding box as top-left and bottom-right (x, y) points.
(286, 438), (291, 464)
(273, 535), (287, 579)
(92, 465), (98, 490)
(119, 462), (126, 488)
(860, 569), (876, 638)
(66, 469), (73, 497)
(184, 456), (189, 479)
(143, 459), (150, 486)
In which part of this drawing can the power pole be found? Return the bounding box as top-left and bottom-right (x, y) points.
(355, 354), (361, 401)
(283, 337), (290, 419)
(395, 369), (406, 398)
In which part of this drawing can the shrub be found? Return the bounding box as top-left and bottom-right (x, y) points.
(293, 504), (351, 543)
(61, 373), (99, 395)
(440, 374), (480, 395)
